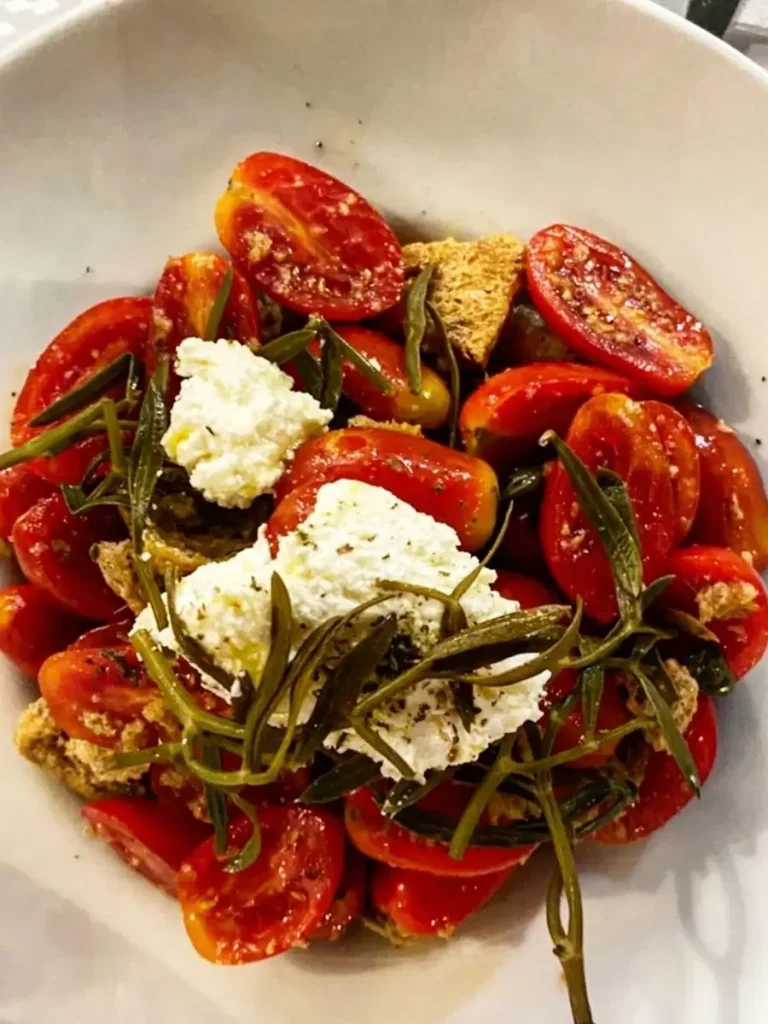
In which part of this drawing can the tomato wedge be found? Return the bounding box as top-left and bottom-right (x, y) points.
(11, 297), (151, 483)
(460, 363), (638, 468)
(0, 584), (85, 678)
(678, 403), (768, 571)
(215, 152), (403, 320)
(540, 393), (675, 623)
(311, 848), (367, 941)
(83, 798), (212, 896)
(269, 428), (499, 552)
(177, 807), (346, 964)
(526, 225), (714, 396)
(11, 493), (125, 620)
(0, 465), (55, 539)
(660, 545), (768, 681)
(642, 401), (700, 544)
(344, 786), (534, 877)
(371, 863), (514, 938)
(592, 695), (717, 844)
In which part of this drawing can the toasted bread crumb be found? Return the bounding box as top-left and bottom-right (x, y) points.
(402, 235), (526, 367)
(347, 415), (423, 436)
(625, 659), (699, 753)
(93, 540), (145, 613)
(696, 580), (759, 624)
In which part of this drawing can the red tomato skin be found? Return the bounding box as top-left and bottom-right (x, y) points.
(269, 428), (499, 552)
(82, 798), (212, 897)
(660, 545), (768, 681)
(38, 644), (157, 746)
(497, 496), (548, 576)
(371, 863), (513, 937)
(311, 848), (367, 941)
(11, 297), (151, 483)
(0, 466), (56, 539)
(539, 669), (631, 768)
(460, 362), (639, 469)
(11, 493), (125, 620)
(68, 611), (134, 651)
(0, 584), (86, 678)
(642, 401), (700, 545)
(344, 787), (534, 877)
(540, 393), (676, 624)
(526, 225), (714, 397)
(492, 569), (560, 610)
(178, 807), (346, 964)
(593, 696), (717, 844)
(304, 326), (450, 429)
(215, 152), (404, 321)
(147, 252), (261, 391)
(678, 403), (768, 571)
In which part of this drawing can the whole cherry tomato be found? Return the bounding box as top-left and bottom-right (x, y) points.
(660, 545), (768, 681)
(679, 403), (768, 571)
(11, 493), (125, 620)
(215, 152), (403, 320)
(592, 695), (717, 844)
(0, 465), (55, 539)
(371, 863), (514, 938)
(147, 252), (261, 390)
(344, 786), (535, 877)
(642, 401), (700, 545)
(82, 797), (212, 897)
(0, 584), (86, 678)
(178, 808), (346, 964)
(540, 393), (676, 624)
(311, 848), (367, 941)
(460, 363), (638, 468)
(526, 225), (714, 396)
(11, 297), (151, 483)
(269, 428), (499, 552)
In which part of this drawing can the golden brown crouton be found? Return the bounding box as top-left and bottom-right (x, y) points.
(92, 540), (145, 614)
(402, 235), (526, 367)
(696, 580), (759, 624)
(347, 415), (423, 436)
(15, 698), (147, 800)
(625, 659), (699, 753)
(143, 528), (211, 576)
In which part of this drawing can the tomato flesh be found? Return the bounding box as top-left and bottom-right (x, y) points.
(593, 696), (717, 843)
(11, 297), (151, 483)
(540, 393), (675, 624)
(642, 401), (700, 544)
(215, 152), (403, 320)
(177, 807), (346, 964)
(0, 584), (86, 678)
(11, 493), (125, 620)
(526, 225), (714, 396)
(82, 797), (212, 896)
(311, 848), (367, 941)
(0, 465), (55, 540)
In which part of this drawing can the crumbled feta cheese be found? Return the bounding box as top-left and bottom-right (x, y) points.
(134, 479), (550, 779)
(162, 337), (332, 509)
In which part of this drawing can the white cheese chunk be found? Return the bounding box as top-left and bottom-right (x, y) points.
(134, 479), (550, 780)
(162, 337), (332, 509)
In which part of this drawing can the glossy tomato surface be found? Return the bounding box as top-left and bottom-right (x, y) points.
(492, 569), (560, 610)
(11, 297), (151, 483)
(526, 225), (714, 396)
(11, 493), (125, 620)
(540, 669), (631, 768)
(311, 848), (367, 941)
(540, 393), (675, 623)
(642, 400), (700, 544)
(177, 807), (346, 964)
(215, 152), (403, 320)
(82, 797), (212, 896)
(0, 584), (85, 678)
(0, 465), (55, 539)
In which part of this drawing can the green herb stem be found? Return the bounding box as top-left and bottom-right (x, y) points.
(403, 266), (433, 394)
(449, 734), (514, 860)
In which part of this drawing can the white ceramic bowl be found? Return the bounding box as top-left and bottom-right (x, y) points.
(2, 1), (768, 1021)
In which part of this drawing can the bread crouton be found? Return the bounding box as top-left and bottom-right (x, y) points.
(92, 540), (145, 614)
(402, 235), (526, 367)
(15, 698), (147, 800)
(625, 659), (699, 753)
(143, 528), (210, 576)
(347, 415), (423, 436)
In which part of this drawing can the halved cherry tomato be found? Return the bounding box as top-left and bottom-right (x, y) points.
(371, 863), (513, 938)
(678, 403), (768, 571)
(270, 428), (499, 552)
(11, 297), (151, 483)
(642, 401), (700, 545)
(540, 669), (631, 768)
(344, 786), (535, 877)
(540, 393), (675, 624)
(68, 610), (135, 651)
(312, 848), (367, 941)
(11, 493), (125, 620)
(0, 465), (55, 539)
(660, 545), (768, 681)
(592, 695), (717, 843)
(460, 363), (638, 468)
(82, 797), (212, 897)
(492, 569), (560, 610)
(215, 152), (403, 320)
(526, 225), (714, 397)
(178, 807), (346, 964)
(38, 643), (158, 746)
(147, 252), (261, 388)
(0, 584), (86, 678)
(306, 326), (450, 429)
(494, 303), (575, 368)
